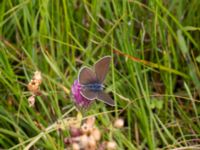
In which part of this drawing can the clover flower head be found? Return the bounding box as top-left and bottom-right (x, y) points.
(71, 79), (92, 108)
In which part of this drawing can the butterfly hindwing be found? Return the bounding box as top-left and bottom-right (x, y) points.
(80, 88), (97, 100)
(97, 91), (114, 106)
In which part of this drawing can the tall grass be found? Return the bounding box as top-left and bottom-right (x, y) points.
(0, 0), (200, 149)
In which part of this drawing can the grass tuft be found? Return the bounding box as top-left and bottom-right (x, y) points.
(0, 0), (200, 149)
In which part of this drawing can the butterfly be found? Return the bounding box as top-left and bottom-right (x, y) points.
(78, 56), (114, 106)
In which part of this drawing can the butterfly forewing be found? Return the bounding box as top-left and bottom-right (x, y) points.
(80, 89), (97, 100)
(78, 67), (97, 85)
(94, 56), (111, 83)
(97, 91), (114, 106)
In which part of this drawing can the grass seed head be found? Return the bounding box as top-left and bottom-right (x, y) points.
(27, 71), (42, 95)
(70, 126), (83, 137)
(80, 134), (89, 147)
(28, 95), (35, 107)
(72, 143), (80, 150)
(64, 116), (117, 150)
(86, 116), (95, 127)
(114, 118), (124, 129)
(91, 127), (101, 141)
(33, 71), (42, 84)
(81, 123), (92, 135)
(106, 141), (117, 150)
(87, 135), (96, 149)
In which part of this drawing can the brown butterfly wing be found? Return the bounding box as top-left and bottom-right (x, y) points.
(97, 91), (114, 106)
(94, 56), (111, 83)
(80, 88), (97, 100)
(78, 67), (97, 85)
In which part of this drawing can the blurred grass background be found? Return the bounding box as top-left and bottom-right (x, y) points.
(0, 0), (200, 149)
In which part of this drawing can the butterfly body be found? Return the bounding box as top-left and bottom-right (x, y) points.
(81, 83), (104, 92)
(78, 56), (114, 106)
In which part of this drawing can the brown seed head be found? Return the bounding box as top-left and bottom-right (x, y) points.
(27, 71), (42, 95)
(28, 80), (39, 92)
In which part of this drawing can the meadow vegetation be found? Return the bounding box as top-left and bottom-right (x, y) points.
(0, 0), (200, 149)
